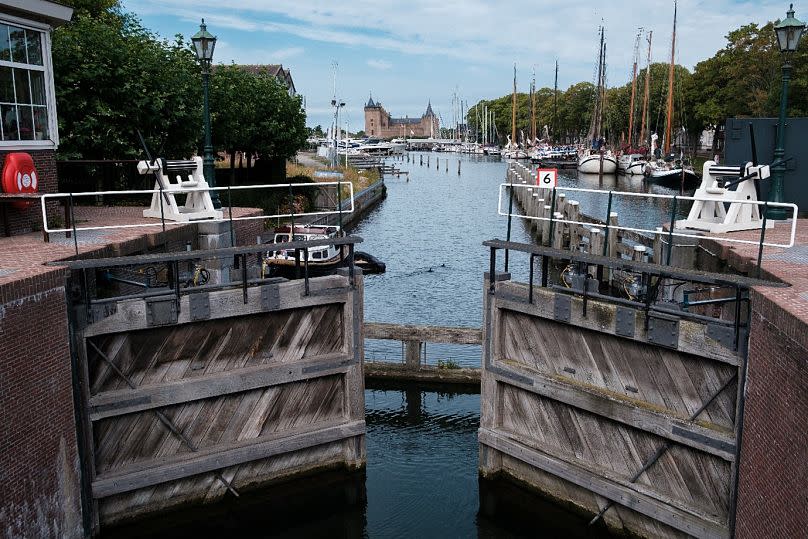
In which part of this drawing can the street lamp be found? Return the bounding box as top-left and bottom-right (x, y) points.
(191, 19), (220, 208)
(768, 4), (805, 219)
(331, 99), (345, 168)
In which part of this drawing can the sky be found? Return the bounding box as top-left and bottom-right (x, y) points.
(124, 0), (789, 130)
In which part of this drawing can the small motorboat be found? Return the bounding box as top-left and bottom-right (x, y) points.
(263, 224), (386, 278)
(644, 157), (700, 187)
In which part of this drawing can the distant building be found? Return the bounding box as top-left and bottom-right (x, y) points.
(364, 95), (439, 139)
(237, 64), (297, 96)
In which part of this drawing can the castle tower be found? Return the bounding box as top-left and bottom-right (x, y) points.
(364, 94), (383, 137)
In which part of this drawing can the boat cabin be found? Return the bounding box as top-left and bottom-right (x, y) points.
(268, 224), (341, 262)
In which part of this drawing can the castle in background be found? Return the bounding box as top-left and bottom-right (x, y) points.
(364, 95), (439, 139)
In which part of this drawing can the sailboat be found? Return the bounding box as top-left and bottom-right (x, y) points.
(504, 64), (529, 160)
(618, 30), (648, 176)
(644, 1), (699, 186)
(578, 26), (618, 174)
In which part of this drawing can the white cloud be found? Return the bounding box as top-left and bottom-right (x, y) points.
(367, 59), (392, 70)
(126, 0), (790, 126)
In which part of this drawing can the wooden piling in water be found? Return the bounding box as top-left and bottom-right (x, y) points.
(552, 212), (564, 249)
(542, 205), (552, 246)
(458, 160), (461, 175)
(567, 201), (580, 250)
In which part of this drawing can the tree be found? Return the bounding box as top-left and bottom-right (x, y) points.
(52, 8), (202, 159)
(210, 65), (307, 181)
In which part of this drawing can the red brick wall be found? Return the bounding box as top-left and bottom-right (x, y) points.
(735, 292), (808, 538)
(0, 149), (58, 236)
(0, 269), (83, 538)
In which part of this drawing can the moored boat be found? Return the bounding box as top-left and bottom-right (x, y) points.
(618, 153), (647, 175)
(263, 224), (385, 278)
(578, 149), (618, 174)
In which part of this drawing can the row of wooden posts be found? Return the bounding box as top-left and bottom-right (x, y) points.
(507, 162), (661, 263)
(403, 152), (462, 175)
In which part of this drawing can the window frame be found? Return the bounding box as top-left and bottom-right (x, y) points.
(0, 14), (58, 150)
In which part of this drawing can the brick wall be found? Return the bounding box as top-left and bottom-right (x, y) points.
(735, 291), (808, 538)
(0, 149), (58, 236)
(0, 269), (83, 538)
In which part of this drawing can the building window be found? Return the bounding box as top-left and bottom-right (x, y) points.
(0, 19), (57, 147)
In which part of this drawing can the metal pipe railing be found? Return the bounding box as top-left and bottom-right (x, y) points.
(39, 181), (355, 237)
(497, 182), (798, 249)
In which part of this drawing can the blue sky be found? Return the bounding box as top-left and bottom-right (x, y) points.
(125, 0), (789, 130)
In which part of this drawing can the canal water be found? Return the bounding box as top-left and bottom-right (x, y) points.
(355, 152), (688, 367)
(106, 153), (689, 537)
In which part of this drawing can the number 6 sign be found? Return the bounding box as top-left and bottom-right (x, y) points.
(536, 168), (558, 188)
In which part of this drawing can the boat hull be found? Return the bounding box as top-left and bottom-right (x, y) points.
(644, 167), (700, 187)
(264, 251), (386, 279)
(620, 161), (647, 175)
(578, 154), (617, 174)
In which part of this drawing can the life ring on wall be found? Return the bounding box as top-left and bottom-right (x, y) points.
(2, 152), (38, 208)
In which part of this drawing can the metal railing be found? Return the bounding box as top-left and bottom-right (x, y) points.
(39, 181), (355, 250)
(484, 239), (787, 354)
(497, 183), (798, 250)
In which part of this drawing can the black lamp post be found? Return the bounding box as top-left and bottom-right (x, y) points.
(191, 19), (220, 208)
(769, 4), (805, 219)
(331, 99), (345, 168)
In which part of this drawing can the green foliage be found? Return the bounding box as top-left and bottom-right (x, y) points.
(437, 359), (460, 370)
(469, 17), (808, 148)
(210, 65), (307, 164)
(52, 10), (202, 159)
(52, 3), (308, 166)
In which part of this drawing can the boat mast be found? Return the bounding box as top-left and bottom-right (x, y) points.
(553, 60), (558, 143)
(628, 29), (641, 149)
(664, 0), (677, 155)
(512, 63), (517, 147)
(639, 31), (652, 149)
(531, 67), (537, 144)
(587, 26), (605, 144)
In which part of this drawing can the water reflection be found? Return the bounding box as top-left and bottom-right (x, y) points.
(355, 154), (692, 368)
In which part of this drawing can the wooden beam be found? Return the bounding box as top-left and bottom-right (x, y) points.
(495, 284), (741, 366)
(88, 352), (352, 420)
(479, 428), (729, 539)
(92, 420), (365, 498)
(364, 322), (482, 345)
(84, 275), (352, 337)
(489, 363), (736, 461)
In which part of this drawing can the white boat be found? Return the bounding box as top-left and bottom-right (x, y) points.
(643, 159), (699, 186)
(264, 224), (385, 277)
(618, 153), (647, 175)
(577, 149), (618, 174)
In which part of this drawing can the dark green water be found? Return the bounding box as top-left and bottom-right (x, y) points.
(105, 387), (611, 538)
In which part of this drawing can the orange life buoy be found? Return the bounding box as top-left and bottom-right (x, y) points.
(2, 152), (38, 208)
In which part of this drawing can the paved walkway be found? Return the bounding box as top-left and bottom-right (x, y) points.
(296, 152), (326, 169)
(704, 218), (808, 349)
(0, 206), (260, 297)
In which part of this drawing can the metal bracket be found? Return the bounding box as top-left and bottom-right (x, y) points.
(647, 312), (679, 349)
(615, 306), (636, 338)
(189, 292), (210, 321)
(554, 294), (571, 323)
(261, 284), (281, 311)
(145, 296), (178, 327)
(706, 322), (735, 349)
